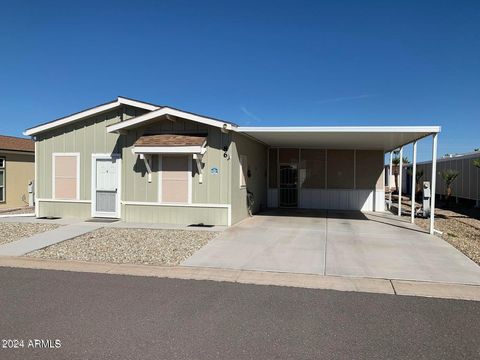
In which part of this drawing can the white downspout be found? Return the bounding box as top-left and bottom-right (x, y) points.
(430, 133), (438, 234)
(411, 141), (417, 224)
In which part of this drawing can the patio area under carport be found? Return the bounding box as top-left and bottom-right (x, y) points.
(183, 209), (480, 285)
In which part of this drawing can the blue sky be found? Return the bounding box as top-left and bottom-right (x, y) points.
(1, 0), (479, 161)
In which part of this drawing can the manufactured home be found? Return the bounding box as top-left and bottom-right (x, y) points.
(0, 135), (34, 209)
(25, 97), (441, 227)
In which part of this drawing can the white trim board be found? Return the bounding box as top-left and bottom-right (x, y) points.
(122, 201), (230, 208)
(37, 198), (91, 203)
(52, 153), (80, 201)
(238, 126), (441, 133)
(24, 97), (160, 136)
(133, 146), (204, 154)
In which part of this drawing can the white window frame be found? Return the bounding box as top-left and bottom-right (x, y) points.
(239, 154), (248, 189)
(158, 154), (192, 204)
(52, 153), (80, 200)
(0, 157), (5, 203)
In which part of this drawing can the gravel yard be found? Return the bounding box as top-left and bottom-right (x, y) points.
(0, 222), (60, 246)
(391, 195), (480, 265)
(28, 227), (219, 265)
(0, 207), (35, 215)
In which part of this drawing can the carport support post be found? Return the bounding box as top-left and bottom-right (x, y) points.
(430, 133), (438, 235)
(411, 141), (417, 223)
(398, 146), (403, 216)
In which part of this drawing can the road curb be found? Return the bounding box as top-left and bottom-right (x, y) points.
(0, 256), (479, 301)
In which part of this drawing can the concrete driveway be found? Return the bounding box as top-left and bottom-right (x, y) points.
(183, 209), (480, 285)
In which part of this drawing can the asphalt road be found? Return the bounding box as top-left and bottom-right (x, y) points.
(0, 267), (479, 360)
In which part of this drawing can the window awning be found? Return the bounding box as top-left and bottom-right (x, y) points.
(132, 134), (207, 154)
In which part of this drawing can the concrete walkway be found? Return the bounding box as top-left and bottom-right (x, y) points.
(0, 222), (104, 256)
(183, 209), (480, 285)
(0, 256), (479, 301)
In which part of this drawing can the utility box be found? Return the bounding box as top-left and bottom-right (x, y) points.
(28, 180), (34, 207)
(422, 181), (431, 217)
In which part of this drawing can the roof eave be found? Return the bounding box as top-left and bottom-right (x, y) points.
(238, 126), (441, 133)
(106, 107), (237, 133)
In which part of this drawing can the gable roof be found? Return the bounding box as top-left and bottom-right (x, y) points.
(106, 106), (238, 133)
(0, 135), (34, 152)
(24, 96), (161, 136)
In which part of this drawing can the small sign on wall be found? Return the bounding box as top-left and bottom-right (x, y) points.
(210, 167), (219, 175)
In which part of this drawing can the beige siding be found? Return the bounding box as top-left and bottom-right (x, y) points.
(0, 152), (34, 209)
(122, 204), (228, 225)
(36, 107), (125, 200)
(35, 111), (234, 225)
(122, 118), (231, 205)
(38, 200), (90, 218)
(230, 132), (267, 224)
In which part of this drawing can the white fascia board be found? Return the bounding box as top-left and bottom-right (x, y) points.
(107, 107), (235, 133)
(24, 97), (159, 136)
(133, 146), (204, 154)
(238, 126), (441, 133)
(24, 101), (121, 136)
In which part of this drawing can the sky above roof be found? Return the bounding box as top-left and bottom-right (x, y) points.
(1, 0), (479, 161)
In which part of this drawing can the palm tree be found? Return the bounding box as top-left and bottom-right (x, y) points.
(441, 169), (460, 207)
(391, 155), (410, 193)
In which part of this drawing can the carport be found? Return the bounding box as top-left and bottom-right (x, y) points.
(182, 125), (480, 284)
(238, 126), (441, 234)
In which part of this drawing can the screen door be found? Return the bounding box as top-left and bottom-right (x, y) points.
(94, 157), (119, 217)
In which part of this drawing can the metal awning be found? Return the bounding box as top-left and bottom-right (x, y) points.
(238, 126), (441, 151)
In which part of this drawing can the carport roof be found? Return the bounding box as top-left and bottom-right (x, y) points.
(238, 126), (441, 151)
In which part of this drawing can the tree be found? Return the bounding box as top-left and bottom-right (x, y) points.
(441, 169), (460, 207)
(391, 155), (410, 193)
(473, 159), (480, 168)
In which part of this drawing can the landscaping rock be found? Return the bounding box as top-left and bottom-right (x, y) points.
(27, 228), (219, 266)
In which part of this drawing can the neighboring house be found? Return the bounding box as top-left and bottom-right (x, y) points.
(24, 97), (440, 226)
(403, 151), (480, 206)
(0, 135), (35, 209)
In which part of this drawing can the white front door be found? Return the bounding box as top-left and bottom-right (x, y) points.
(92, 155), (120, 218)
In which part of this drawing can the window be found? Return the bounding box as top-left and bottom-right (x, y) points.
(239, 155), (248, 188)
(0, 157), (5, 202)
(160, 155), (191, 203)
(299, 149), (325, 189)
(53, 154), (79, 200)
(326, 150), (354, 189)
